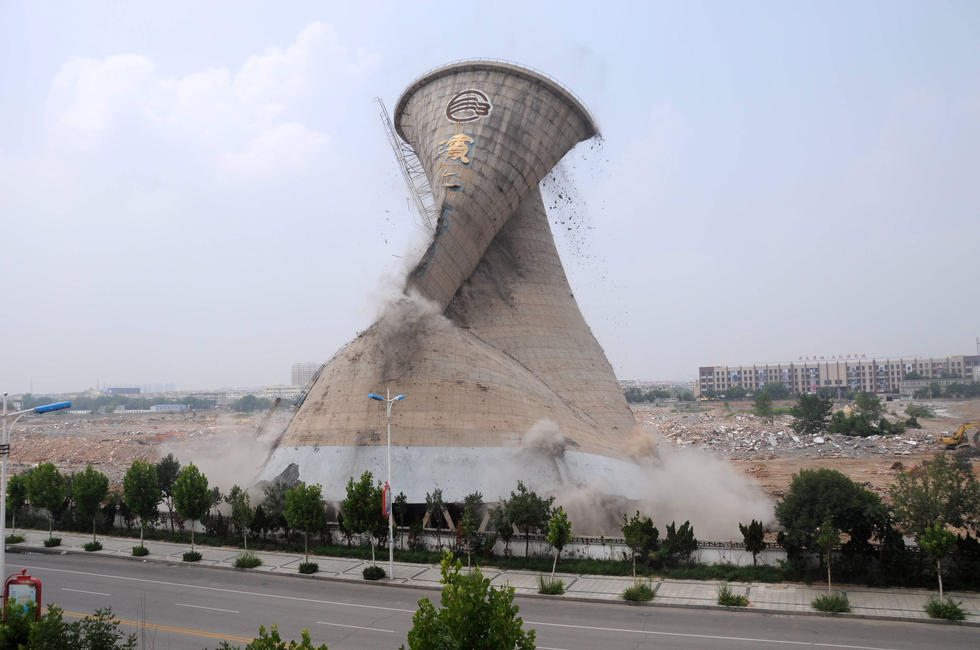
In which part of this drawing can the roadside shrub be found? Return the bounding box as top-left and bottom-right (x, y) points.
(131, 545), (149, 557)
(43, 537), (61, 548)
(537, 576), (564, 595)
(233, 552), (262, 569)
(299, 561), (319, 574)
(622, 581), (655, 602)
(5, 534), (25, 544)
(924, 597), (966, 621)
(83, 541), (103, 552)
(363, 565), (386, 580)
(811, 594), (850, 612)
(183, 551), (202, 562)
(717, 583), (748, 607)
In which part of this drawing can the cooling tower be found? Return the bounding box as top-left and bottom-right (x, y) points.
(260, 61), (642, 502)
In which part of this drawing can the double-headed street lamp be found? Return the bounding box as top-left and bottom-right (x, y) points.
(368, 389), (403, 580)
(1, 393), (71, 589)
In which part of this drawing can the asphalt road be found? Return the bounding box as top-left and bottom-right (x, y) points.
(9, 551), (977, 649)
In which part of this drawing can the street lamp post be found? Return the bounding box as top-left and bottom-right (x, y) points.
(1, 393), (71, 595)
(368, 389), (403, 580)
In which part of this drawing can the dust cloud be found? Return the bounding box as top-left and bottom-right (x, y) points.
(521, 423), (775, 540)
(375, 289), (450, 381)
(159, 412), (287, 499)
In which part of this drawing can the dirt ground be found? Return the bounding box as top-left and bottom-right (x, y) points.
(7, 398), (979, 505)
(5, 410), (288, 486)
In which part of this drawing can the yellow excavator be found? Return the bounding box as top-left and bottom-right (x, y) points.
(937, 422), (980, 449)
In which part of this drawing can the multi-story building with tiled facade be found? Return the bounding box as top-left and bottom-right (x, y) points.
(696, 354), (980, 396)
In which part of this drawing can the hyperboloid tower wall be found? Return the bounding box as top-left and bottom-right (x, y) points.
(261, 61), (640, 501)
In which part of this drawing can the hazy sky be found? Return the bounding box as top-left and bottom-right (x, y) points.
(2, 1), (978, 394)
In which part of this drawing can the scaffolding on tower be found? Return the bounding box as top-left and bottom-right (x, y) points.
(376, 97), (437, 231)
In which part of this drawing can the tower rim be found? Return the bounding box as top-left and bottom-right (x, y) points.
(392, 58), (598, 142)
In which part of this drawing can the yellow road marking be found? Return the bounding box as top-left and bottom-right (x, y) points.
(62, 610), (252, 643)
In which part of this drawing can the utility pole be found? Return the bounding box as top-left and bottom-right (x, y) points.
(368, 390), (404, 580)
(1, 393), (70, 609)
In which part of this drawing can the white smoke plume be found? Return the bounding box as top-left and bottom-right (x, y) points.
(523, 418), (571, 457)
(520, 422), (775, 540)
(158, 412), (288, 499)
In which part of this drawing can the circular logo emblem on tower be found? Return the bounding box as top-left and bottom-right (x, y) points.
(446, 89), (493, 123)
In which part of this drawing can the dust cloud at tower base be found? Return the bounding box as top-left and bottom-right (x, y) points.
(259, 61), (772, 536)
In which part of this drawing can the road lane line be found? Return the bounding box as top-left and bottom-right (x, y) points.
(63, 588), (110, 596)
(176, 603), (239, 614)
(62, 610), (252, 643)
(22, 564), (415, 614)
(528, 621), (899, 650)
(316, 620), (395, 633)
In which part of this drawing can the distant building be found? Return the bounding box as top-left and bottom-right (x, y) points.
(107, 387), (140, 395)
(696, 354), (980, 396)
(291, 362), (321, 387)
(265, 384), (303, 400)
(898, 378), (961, 398)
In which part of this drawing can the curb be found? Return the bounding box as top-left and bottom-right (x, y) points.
(7, 542), (979, 628)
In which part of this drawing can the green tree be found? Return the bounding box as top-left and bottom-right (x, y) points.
(122, 459), (160, 549)
(24, 605), (137, 649)
(393, 491), (409, 527)
(229, 394), (274, 412)
(172, 462), (210, 552)
(753, 391), (774, 424)
(6, 473), (28, 533)
(215, 625), (328, 649)
(342, 471), (385, 567)
(283, 482), (326, 563)
(776, 468), (889, 569)
(155, 453), (181, 533)
(816, 516), (839, 593)
(458, 492), (484, 568)
(262, 480), (290, 537)
(726, 386), (748, 400)
(226, 485), (255, 552)
(403, 550), (535, 650)
(761, 382), (791, 400)
(545, 506), (572, 578)
(250, 504), (269, 541)
(393, 491), (409, 549)
(425, 488), (447, 548)
(27, 462), (65, 539)
(890, 452), (980, 538)
(738, 519), (765, 566)
(73, 464), (109, 543)
(853, 391), (884, 422)
(505, 481), (554, 563)
(490, 503), (514, 556)
(660, 521), (698, 567)
(621, 511), (659, 577)
(789, 393), (833, 435)
(208, 486), (223, 517)
(920, 522), (957, 600)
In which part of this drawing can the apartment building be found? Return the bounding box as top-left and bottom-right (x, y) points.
(696, 354), (979, 396)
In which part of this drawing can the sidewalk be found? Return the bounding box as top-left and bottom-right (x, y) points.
(8, 529), (979, 625)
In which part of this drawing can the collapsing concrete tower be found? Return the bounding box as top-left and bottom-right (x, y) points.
(261, 61), (639, 501)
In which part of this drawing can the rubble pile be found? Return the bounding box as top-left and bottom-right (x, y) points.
(639, 410), (938, 461)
